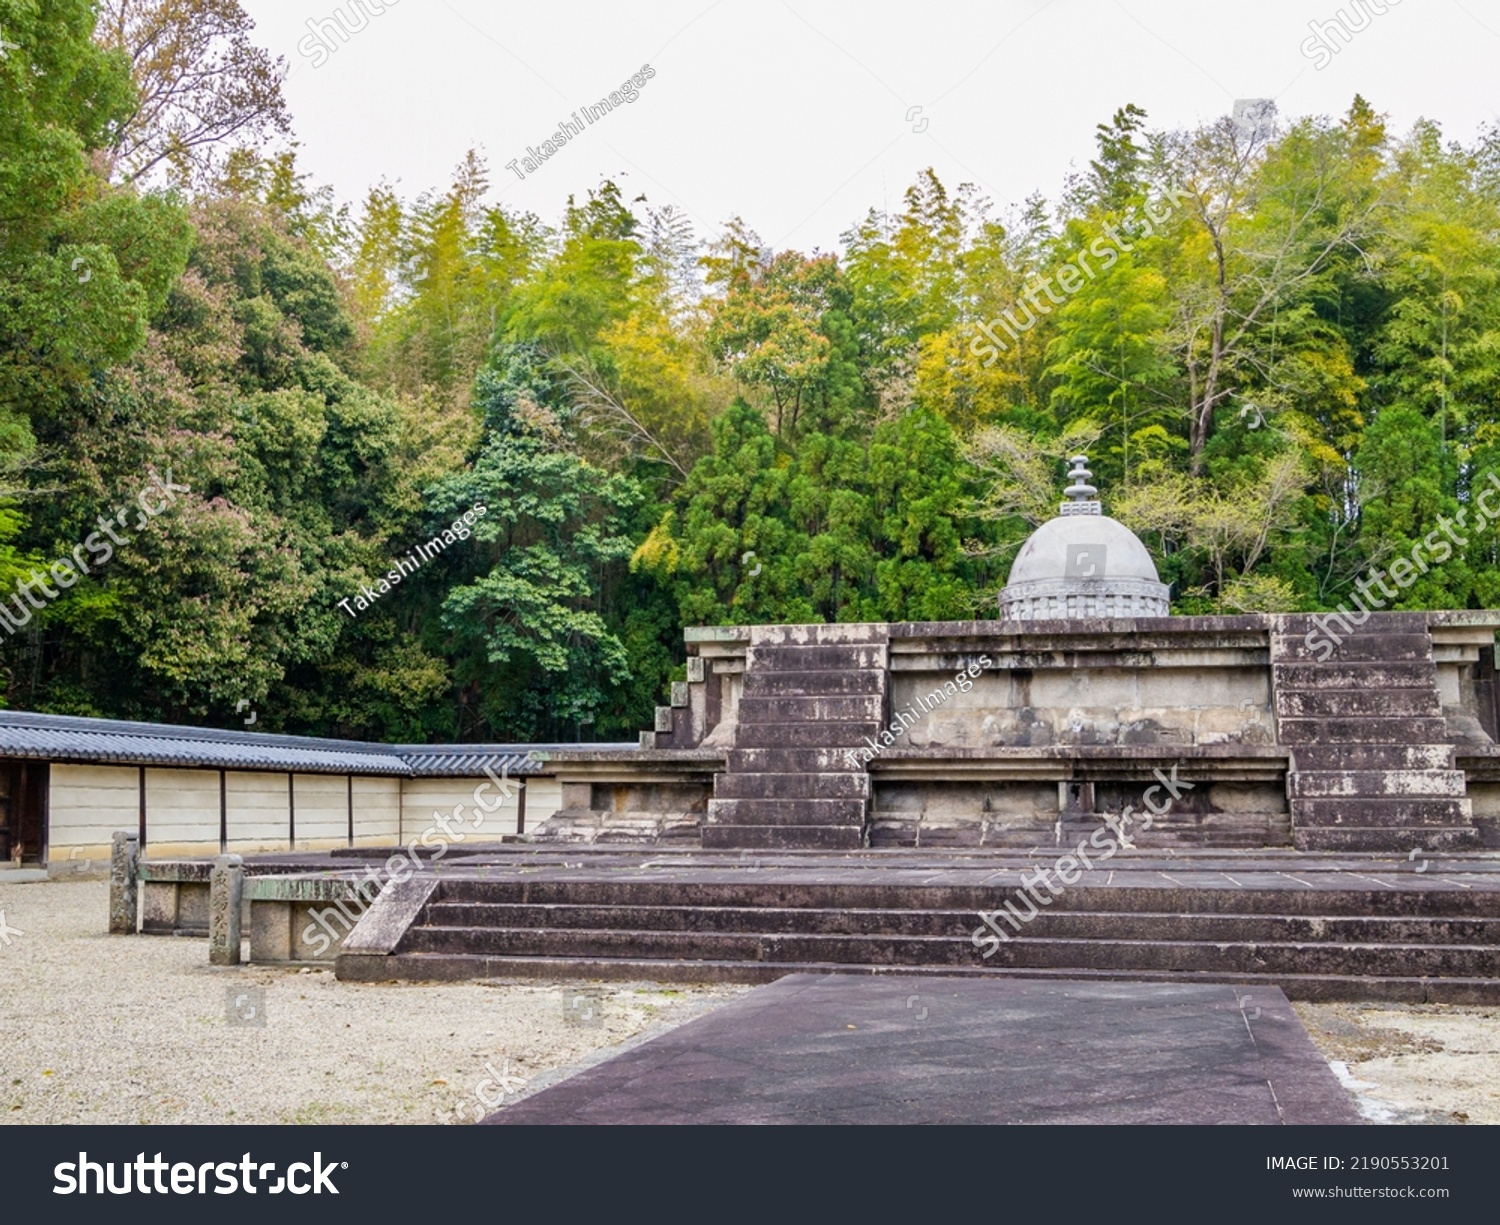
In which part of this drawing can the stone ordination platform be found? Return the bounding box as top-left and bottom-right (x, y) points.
(191, 843), (1500, 1003)
(484, 974), (1360, 1125)
(534, 610), (1500, 854)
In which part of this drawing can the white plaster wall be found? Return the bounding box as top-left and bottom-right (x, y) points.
(400, 775), (560, 841)
(47, 764), (138, 860)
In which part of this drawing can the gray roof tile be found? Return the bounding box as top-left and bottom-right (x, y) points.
(0, 711), (635, 776)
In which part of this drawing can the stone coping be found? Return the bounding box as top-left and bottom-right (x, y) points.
(139, 844), (1500, 891)
(530, 744), (1289, 770)
(682, 611), (1500, 645)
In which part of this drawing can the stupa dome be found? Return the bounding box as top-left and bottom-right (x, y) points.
(999, 456), (1171, 620)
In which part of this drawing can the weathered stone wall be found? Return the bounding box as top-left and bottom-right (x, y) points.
(536, 612), (1500, 851)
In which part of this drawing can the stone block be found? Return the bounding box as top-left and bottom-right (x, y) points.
(108, 831), (139, 935)
(208, 854), (244, 966)
(1276, 688), (1440, 718)
(250, 900), (293, 962)
(140, 881), (178, 933)
(1288, 769), (1467, 798)
(178, 882), (211, 931)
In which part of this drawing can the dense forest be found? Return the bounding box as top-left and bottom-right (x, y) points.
(2, 1), (1497, 743)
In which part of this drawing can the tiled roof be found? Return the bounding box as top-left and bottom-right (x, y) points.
(395, 744), (636, 777)
(0, 711), (634, 776)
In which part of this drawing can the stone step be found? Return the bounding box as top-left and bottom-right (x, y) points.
(418, 902), (1500, 945)
(728, 748), (867, 772)
(714, 771), (870, 799)
(737, 694), (885, 723)
(1277, 611), (1431, 631)
(701, 824), (865, 850)
(1290, 797), (1474, 826)
(750, 623), (890, 645)
(705, 798), (867, 827)
(733, 721), (884, 749)
(1291, 744), (1455, 771)
(1271, 632), (1433, 663)
(433, 877), (1500, 918)
(1276, 716), (1450, 744)
(745, 644), (888, 671)
(1273, 662), (1438, 689)
(1295, 826), (1481, 852)
(1288, 769), (1467, 799)
(342, 951), (1500, 1003)
(398, 925), (1500, 978)
(743, 669), (886, 697)
(1016, 823), (1290, 851)
(1275, 688), (1442, 718)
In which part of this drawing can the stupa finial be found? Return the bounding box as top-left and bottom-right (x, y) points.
(1060, 455), (1101, 517)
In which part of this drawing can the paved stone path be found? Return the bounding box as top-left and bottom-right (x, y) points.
(484, 973), (1362, 1125)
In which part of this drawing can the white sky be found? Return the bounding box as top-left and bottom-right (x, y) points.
(242, 0), (1500, 252)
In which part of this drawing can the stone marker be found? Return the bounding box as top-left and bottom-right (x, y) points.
(208, 854), (244, 965)
(108, 831), (139, 935)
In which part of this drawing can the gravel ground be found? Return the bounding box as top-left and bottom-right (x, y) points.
(1294, 1002), (1500, 1124)
(10, 878), (1500, 1126)
(0, 878), (749, 1125)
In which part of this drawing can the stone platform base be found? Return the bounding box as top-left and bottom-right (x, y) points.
(187, 843), (1500, 1002)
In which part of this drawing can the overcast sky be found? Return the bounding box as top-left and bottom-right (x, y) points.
(241, 0), (1500, 252)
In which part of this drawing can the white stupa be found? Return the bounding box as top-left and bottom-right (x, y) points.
(999, 456), (1171, 621)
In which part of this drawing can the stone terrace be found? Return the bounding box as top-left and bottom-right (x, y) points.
(159, 844), (1500, 1004)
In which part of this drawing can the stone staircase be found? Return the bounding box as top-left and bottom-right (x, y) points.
(1272, 613), (1479, 852)
(338, 866), (1500, 1002)
(703, 626), (889, 850)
